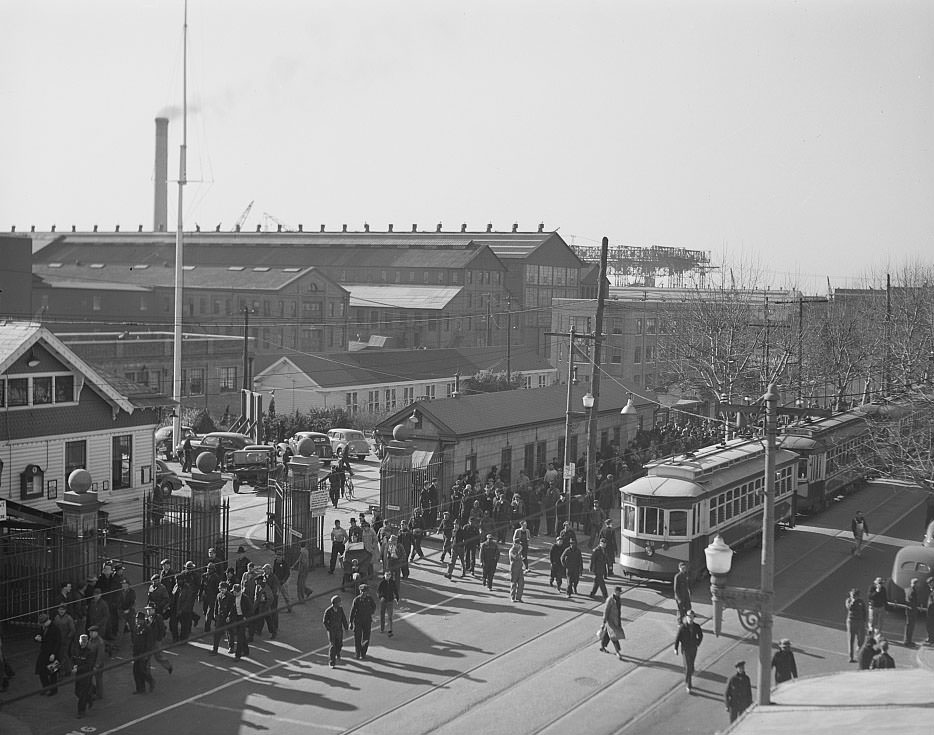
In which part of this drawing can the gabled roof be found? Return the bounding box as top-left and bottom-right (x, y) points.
(0, 321), (137, 414)
(377, 380), (649, 438)
(31, 230), (570, 271)
(253, 345), (554, 389)
(348, 285), (463, 310)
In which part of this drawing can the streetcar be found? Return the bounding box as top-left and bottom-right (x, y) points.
(778, 408), (873, 514)
(618, 438), (798, 582)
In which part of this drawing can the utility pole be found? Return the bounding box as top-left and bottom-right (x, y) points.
(546, 323), (598, 527)
(758, 382), (778, 705)
(774, 295), (827, 407)
(586, 237), (609, 493)
(506, 296), (512, 379)
(241, 305), (252, 391)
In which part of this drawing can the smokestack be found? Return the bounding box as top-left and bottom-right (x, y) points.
(154, 117), (169, 232)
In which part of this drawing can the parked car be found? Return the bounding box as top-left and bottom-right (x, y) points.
(156, 425), (195, 460)
(155, 459), (185, 495)
(923, 520), (934, 548)
(885, 544), (934, 610)
(229, 444), (276, 493)
(287, 431), (334, 465)
(327, 428), (370, 461)
(177, 431), (252, 470)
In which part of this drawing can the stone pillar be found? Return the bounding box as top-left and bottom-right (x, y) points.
(57, 469), (103, 583)
(187, 471), (226, 565)
(379, 423), (415, 524)
(286, 451), (324, 563)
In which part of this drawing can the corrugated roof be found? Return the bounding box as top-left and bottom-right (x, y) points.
(348, 285), (462, 310)
(32, 230), (563, 270)
(253, 345), (554, 389)
(33, 264), (343, 293)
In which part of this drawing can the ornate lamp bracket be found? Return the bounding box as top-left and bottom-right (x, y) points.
(710, 574), (773, 639)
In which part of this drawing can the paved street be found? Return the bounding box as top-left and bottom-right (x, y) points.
(3, 466), (931, 735)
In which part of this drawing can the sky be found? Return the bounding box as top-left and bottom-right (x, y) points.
(2, 0), (932, 294)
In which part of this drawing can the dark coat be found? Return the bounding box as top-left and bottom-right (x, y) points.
(589, 545), (607, 574)
(674, 622), (704, 653)
(561, 546), (584, 575)
(725, 671), (753, 711)
(35, 624), (61, 675)
(349, 593), (377, 626)
(323, 605), (349, 634)
(771, 649), (798, 683)
(479, 539), (501, 568)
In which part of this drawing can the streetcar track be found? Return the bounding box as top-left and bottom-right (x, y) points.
(527, 484), (918, 735)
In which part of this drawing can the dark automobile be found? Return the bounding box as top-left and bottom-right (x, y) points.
(178, 431), (252, 470)
(287, 431), (334, 465)
(156, 425), (195, 460)
(155, 459), (185, 495)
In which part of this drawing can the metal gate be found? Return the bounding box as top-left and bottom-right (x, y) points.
(0, 525), (101, 630)
(142, 493), (229, 581)
(379, 458), (447, 527)
(267, 477), (326, 567)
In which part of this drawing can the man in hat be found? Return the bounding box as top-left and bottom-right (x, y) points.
(904, 577), (922, 647)
(867, 577), (888, 636)
(200, 562), (222, 632)
(724, 661), (753, 722)
(598, 519), (618, 577)
(147, 574), (170, 622)
(479, 533), (501, 590)
(845, 587), (868, 662)
(34, 612), (61, 695)
(234, 547), (251, 582)
(158, 558), (179, 642)
(143, 605), (172, 675)
(349, 583), (377, 660)
(599, 586), (626, 660)
(673, 561), (692, 622)
(175, 561), (200, 641)
(210, 582), (234, 655)
(674, 610), (704, 693)
(870, 639), (896, 669)
(229, 583), (253, 660)
(71, 633), (95, 718)
(926, 576), (934, 645)
(86, 626), (106, 700)
(561, 537), (584, 598)
(323, 595), (349, 668)
(377, 571), (399, 637)
(329, 519), (348, 575)
(771, 638), (798, 684)
(589, 538), (609, 600)
(851, 509), (870, 556)
(131, 611), (154, 693)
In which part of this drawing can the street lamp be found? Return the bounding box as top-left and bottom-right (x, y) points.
(620, 393), (637, 416)
(705, 383), (779, 706)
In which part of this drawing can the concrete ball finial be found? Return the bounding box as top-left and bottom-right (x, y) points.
(392, 423), (410, 441)
(297, 437), (316, 457)
(67, 468), (92, 494)
(196, 451), (218, 473)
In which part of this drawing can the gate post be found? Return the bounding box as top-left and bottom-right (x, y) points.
(379, 423), (415, 525)
(188, 453), (226, 565)
(289, 452), (323, 565)
(57, 469), (103, 583)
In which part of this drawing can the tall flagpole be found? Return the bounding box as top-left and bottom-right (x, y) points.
(172, 0), (188, 447)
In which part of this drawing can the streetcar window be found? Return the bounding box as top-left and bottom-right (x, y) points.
(668, 510), (688, 536)
(733, 496), (741, 516)
(798, 459), (808, 481)
(623, 504), (636, 532)
(640, 507), (662, 535)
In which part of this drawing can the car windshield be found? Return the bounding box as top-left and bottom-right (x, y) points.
(345, 431), (364, 440)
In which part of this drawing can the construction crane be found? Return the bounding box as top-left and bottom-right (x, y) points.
(263, 211), (293, 232)
(234, 200), (254, 231)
